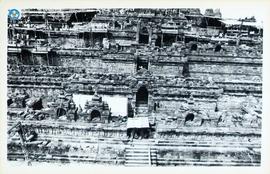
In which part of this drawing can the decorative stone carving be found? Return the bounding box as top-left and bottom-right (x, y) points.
(82, 92), (111, 123)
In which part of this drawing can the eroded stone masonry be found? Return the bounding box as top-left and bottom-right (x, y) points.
(7, 8), (262, 166)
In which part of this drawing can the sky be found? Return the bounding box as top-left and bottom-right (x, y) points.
(73, 94), (127, 116)
(200, 7), (265, 22)
(13, 7), (265, 23)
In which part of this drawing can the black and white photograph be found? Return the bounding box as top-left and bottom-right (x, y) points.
(4, 5), (265, 169)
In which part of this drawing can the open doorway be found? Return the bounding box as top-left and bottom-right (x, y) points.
(90, 110), (101, 121)
(184, 113), (195, 125)
(136, 86), (148, 106)
(136, 58), (148, 71)
(190, 44), (197, 51)
(139, 27), (149, 44)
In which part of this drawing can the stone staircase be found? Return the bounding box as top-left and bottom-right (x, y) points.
(125, 140), (157, 167)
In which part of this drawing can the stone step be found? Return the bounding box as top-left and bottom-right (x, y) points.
(156, 160), (260, 166)
(125, 145), (157, 167)
(136, 108), (148, 110)
(126, 152), (156, 154)
(136, 108), (148, 111)
(126, 157), (150, 160)
(126, 149), (157, 153)
(127, 142), (154, 145)
(136, 111), (148, 114)
(125, 163), (152, 167)
(125, 156), (156, 160)
(126, 148), (151, 151)
(136, 104), (148, 107)
(126, 146), (157, 149)
(125, 160), (150, 164)
(10, 135), (260, 151)
(8, 152), (126, 164)
(126, 154), (157, 158)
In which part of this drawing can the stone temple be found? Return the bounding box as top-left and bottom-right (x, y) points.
(7, 8), (262, 166)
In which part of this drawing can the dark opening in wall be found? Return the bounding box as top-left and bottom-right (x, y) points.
(139, 34), (149, 44)
(215, 103), (219, 112)
(32, 98), (43, 110)
(155, 35), (162, 47)
(115, 21), (121, 28)
(228, 40), (237, 46)
(73, 111), (78, 122)
(190, 44), (197, 51)
(48, 51), (58, 66)
(184, 113), (195, 125)
(29, 16), (45, 23)
(215, 44), (222, 52)
(93, 33), (106, 46)
(21, 49), (33, 65)
(35, 31), (47, 39)
(182, 62), (190, 77)
(136, 86), (148, 105)
(141, 26), (148, 34)
(127, 102), (134, 118)
(139, 27), (149, 44)
(204, 17), (222, 28)
(176, 35), (184, 42)
(56, 108), (66, 117)
(68, 12), (97, 23)
(90, 110), (101, 121)
(107, 33), (113, 40)
(163, 34), (175, 46)
(137, 58), (148, 70)
(7, 98), (13, 106)
(184, 36), (197, 43)
(153, 102), (160, 111)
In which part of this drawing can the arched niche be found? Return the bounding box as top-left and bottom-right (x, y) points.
(56, 108), (66, 117)
(190, 44), (197, 51)
(139, 27), (149, 44)
(90, 109), (101, 121)
(215, 44), (222, 52)
(184, 112), (195, 125)
(136, 86), (149, 105)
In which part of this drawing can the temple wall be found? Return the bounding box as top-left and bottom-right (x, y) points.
(50, 37), (85, 48)
(150, 64), (182, 76)
(102, 61), (135, 74)
(190, 72), (262, 82)
(60, 57), (135, 74)
(8, 54), (48, 65)
(7, 54), (19, 64)
(60, 56), (102, 68)
(217, 95), (262, 111)
(189, 64), (261, 75)
(188, 55), (262, 82)
(155, 100), (216, 114)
